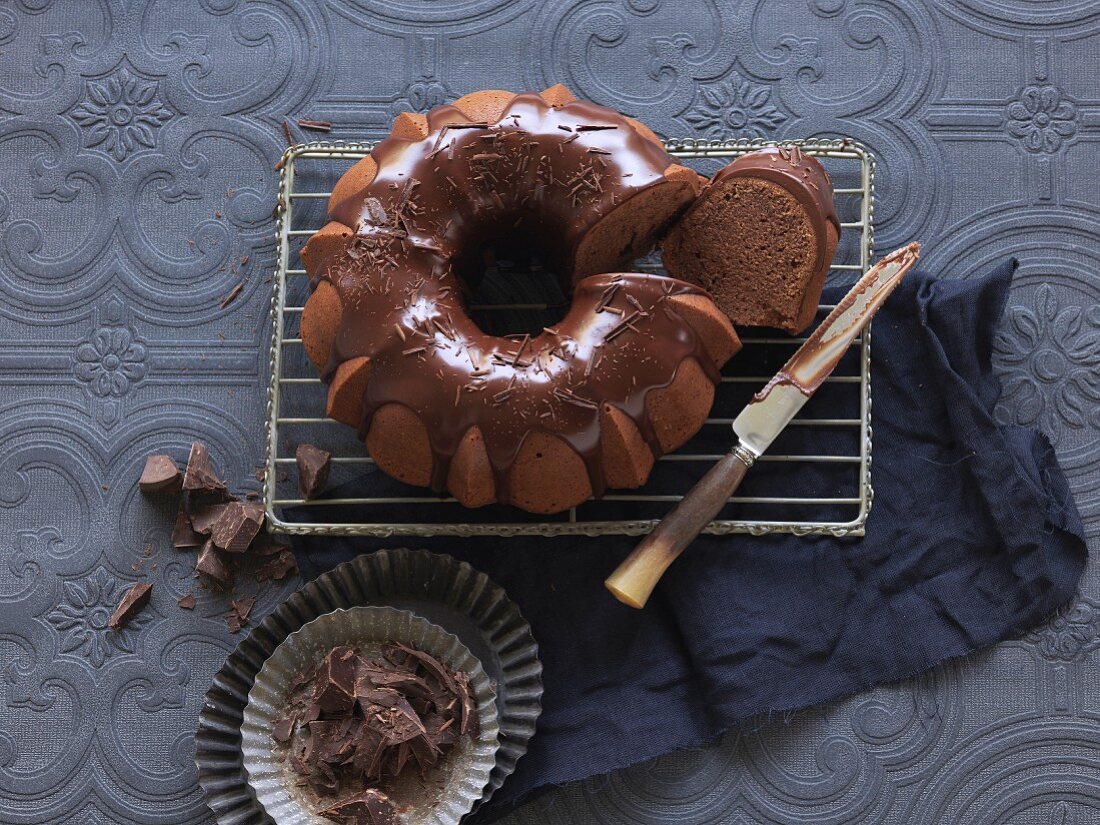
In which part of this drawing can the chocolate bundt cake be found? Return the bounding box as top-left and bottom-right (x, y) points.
(299, 86), (740, 514)
(662, 146), (840, 334)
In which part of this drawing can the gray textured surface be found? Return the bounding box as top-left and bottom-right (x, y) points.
(0, 1), (1097, 823)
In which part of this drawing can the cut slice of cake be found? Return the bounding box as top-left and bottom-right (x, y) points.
(661, 146), (840, 334)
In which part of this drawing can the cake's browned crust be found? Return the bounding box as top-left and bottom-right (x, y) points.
(299, 87), (740, 513)
(508, 432), (593, 514)
(447, 426), (496, 508)
(662, 146), (840, 334)
(300, 280), (341, 372)
(326, 356), (372, 427)
(300, 221), (353, 278)
(600, 404), (655, 489)
(645, 358), (714, 453)
(366, 403), (432, 487)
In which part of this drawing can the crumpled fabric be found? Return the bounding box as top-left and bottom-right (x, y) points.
(290, 260), (1086, 821)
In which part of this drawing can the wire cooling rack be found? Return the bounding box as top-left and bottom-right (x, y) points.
(264, 138), (875, 537)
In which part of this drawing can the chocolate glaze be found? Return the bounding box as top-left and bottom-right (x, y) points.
(712, 146), (840, 279)
(313, 93), (719, 502)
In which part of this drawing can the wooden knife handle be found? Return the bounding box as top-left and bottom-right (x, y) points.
(605, 448), (753, 608)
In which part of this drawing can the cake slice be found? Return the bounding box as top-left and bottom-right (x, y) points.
(661, 146), (840, 334)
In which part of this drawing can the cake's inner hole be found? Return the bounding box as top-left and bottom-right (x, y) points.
(459, 227), (571, 337)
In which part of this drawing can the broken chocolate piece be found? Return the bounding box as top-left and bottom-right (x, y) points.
(178, 592), (196, 610)
(182, 442), (227, 495)
(313, 647), (360, 714)
(189, 502), (230, 535)
(251, 530), (290, 556)
(171, 503), (203, 549)
(109, 582), (152, 630)
(255, 548), (297, 582)
(195, 539), (231, 584)
(273, 717), (295, 744)
(295, 444), (331, 500)
(319, 789), (398, 825)
(209, 501), (265, 552)
(227, 595), (256, 633)
(138, 454), (182, 494)
(278, 638), (482, 798)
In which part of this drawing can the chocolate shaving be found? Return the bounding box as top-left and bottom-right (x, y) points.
(219, 281), (245, 309)
(319, 789), (398, 825)
(298, 119), (332, 132)
(109, 582), (152, 631)
(296, 444), (331, 500)
(254, 548), (298, 582)
(138, 454), (181, 494)
(226, 595), (256, 633)
(177, 592), (196, 610)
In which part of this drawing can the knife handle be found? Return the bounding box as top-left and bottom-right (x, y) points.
(605, 446), (754, 608)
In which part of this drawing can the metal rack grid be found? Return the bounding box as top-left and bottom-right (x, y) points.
(264, 138), (875, 537)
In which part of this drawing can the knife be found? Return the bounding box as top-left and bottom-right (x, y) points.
(605, 242), (921, 608)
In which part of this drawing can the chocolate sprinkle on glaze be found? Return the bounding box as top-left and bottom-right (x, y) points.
(313, 93), (721, 503)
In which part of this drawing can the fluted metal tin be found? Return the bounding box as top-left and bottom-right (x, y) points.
(242, 607), (499, 825)
(196, 549), (542, 825)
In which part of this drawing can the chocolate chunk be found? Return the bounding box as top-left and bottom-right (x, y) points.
(227, 595), (256, 633)
(189, 502), (230, 534)
(320, 789), (398, 825)
(209, 501), (265, 552)
(281, 640), (479, 801)
(251, 530), (290, 556)
(295, 444), (331, 500)
(255, 549), (297, 582)
(177, 592), (196, 610)
(109, 582), (152, 630)
(273, 717), (295, 744)
(313, 647), (360, 714)
(138, 454), (182, 494)
(171, 503), (203, 549)
(182, 442), (227, 495)
(195, 539), (231, 584)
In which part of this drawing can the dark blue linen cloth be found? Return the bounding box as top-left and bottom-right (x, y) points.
(289, 260), (1086, 820)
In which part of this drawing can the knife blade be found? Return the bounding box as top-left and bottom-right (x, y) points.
(732, 241), (921, 458)
(605, 242), (921, 608)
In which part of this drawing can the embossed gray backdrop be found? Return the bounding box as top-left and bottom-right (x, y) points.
(1, 1), (1098, 823)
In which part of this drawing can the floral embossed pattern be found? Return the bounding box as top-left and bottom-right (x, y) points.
(73, 326), (147, 398)
(1027, 598), (1100, 662)
(995, 285), (1100, 442)
(1005, 84), (1078, 154)
(680, 73), (788, 139)
(44, 569), (152, 668)
(69, 66), (173, 161)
